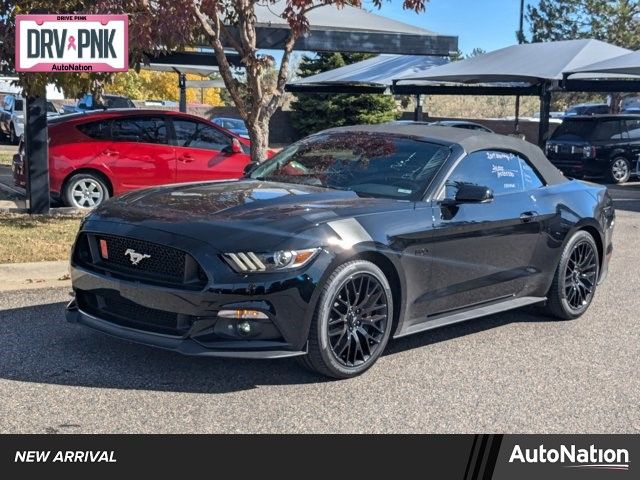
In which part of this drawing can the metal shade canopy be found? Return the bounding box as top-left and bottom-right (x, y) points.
(394, 39), (630, 85)
(391, 39), (632, 147)
(214, 2), (458, 55)
(286, 54), (448, 94)
(142, 51), (243, 76)
(565, 49), (640, 77)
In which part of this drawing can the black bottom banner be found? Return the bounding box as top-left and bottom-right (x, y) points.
(0, 434), (636, 478)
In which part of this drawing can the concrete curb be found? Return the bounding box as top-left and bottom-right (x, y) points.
(0, 260), (71, 292)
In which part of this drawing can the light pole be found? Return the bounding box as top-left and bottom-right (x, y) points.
(514, 0), (525, 134)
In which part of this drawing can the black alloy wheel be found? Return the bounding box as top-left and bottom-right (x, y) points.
(299, 260), (393, 379)
(543, 230), (599, 320)
(327, 273), (389, 368)
(563, 239), (598, 312)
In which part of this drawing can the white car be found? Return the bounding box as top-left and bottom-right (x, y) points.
(0, 94), (61, 144)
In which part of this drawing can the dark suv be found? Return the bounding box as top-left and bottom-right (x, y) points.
(546, 115), (640, 184)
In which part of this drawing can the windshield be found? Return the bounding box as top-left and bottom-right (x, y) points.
(105, 96), (134, 108)
(249, 132), (450, 200)
(221, 119), (246, 130)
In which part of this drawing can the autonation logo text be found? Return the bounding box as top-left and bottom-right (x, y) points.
(509, 444), (630, 471)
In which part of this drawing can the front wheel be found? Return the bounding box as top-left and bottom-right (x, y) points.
(542, 230), (599, 320)
(608, 157), (631, 184)
(298, 260), (393, 379)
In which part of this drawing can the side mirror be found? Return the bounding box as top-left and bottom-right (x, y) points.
(455, 184), (493, 203)
(243, 161), (259, 176)
(231, 138), (243, 154)
(443, 184), (493, 206)
(222, 138), (244, 155)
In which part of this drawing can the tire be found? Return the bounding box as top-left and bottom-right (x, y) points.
(542, 230), (599, 320)
(298, 260), (393, 379)
(607, 157), (631, 184)
(63, 172), (110, 209)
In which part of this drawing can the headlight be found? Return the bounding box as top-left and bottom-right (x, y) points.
(222, 248), (319, 273)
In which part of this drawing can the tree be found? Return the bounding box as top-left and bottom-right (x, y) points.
(189, 0), (428, 162)
(528, 0), (640, 49)
(2, 0), (428, 161)
(105, 71), (224, 106)
(290, 52), (398, 136)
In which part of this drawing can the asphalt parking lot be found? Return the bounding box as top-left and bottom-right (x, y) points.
(0, 188), (639, 433)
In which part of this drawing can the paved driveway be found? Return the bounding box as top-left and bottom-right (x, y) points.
(0, 209), (638, 433)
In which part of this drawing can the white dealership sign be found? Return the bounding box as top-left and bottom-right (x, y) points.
(16, 14), (128, 72)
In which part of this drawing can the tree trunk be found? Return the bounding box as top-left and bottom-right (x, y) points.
(248, 119), (269, 163)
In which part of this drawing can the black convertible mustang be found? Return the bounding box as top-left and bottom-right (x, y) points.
(66, 124), (615, 378)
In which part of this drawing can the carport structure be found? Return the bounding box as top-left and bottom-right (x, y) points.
(286, 54), (449, 120)
(24, 4), (458, 214)
(392, 39), (633, 146)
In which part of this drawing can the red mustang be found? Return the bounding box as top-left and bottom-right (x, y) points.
(13, 109), (254, 208)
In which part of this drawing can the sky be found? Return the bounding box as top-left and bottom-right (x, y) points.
(369, 0), (533, 55)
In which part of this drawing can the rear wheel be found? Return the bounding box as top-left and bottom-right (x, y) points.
(63, 173), (110, 209)
(298, 260), (393, 379)
(608, 157), (631, 184)
(542, 230), (599, 320)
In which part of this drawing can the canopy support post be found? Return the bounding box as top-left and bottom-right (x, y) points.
(414, 94), (423, 121)
(537, 84), (551, 148)
(514, 95), (521, 133)
(174, 68), (187, 113)
(25, 93), (50, 214)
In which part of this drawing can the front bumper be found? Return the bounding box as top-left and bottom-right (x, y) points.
(66, 299), (307, 359)
(66, 235), (334, 358)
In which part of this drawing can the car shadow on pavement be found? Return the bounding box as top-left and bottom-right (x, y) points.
(0, 300), (555, 393)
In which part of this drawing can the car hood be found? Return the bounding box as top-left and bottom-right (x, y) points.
(88, 180), (414, 251)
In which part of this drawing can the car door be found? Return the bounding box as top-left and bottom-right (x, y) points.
(170, 117), (250, 183)
(94, 115), (176, 191)
(425, 150), (546, 316)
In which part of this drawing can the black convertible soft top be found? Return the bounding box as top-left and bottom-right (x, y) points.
(322, 123), (568, 186)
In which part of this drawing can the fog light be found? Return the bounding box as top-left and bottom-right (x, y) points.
(237, 321), (252, 336)
(218, 309), (268, 320)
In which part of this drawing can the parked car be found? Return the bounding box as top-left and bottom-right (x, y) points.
(211, 117), (249, 138)
(545, 114), (640, 183)
(393, 119), (494, 133)
(13, 109), (253, 208)
(564, 103), (610, 117)
(62, 94), (135, 115)
(66, 124), (614, 378)
(1, 94), (60, 144)
(429, 120), (494, 133)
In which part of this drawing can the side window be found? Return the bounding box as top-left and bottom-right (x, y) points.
(14, 99), (23, 112)
(626, 119), (640, 140)
(76, 120), (112, 140)
(111, 116), (168, 144)
(519, 156), (544, 190)
(444, 150), (543, 199)
(173, 120), (230, 150)
(593, 120), (627, 141)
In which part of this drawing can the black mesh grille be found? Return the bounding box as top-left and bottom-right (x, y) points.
(97, 234), (185, 280)
(77, 290), (186, 336)
(73, 233), (207, 289)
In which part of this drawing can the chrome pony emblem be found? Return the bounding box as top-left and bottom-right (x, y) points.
(124, 248), (151, 265)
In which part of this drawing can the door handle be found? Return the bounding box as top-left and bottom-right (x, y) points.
(179, 154), (194, 163)
(103, 149), (119, 156)
(520, 211), (539, 223)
